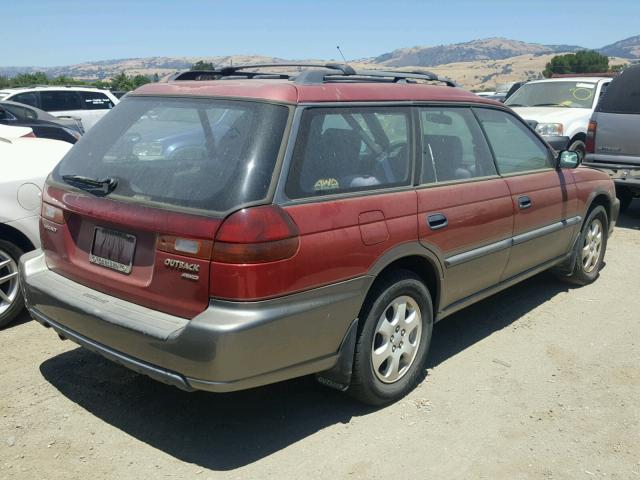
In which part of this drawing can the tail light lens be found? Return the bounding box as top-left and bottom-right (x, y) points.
(212, 205), (300, 263)
(41, 202), (66, 224)
(21, 131), (36, 138)
(586, 120), (597, 154)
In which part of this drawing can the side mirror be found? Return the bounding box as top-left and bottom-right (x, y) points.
(557, 150), (580, 169)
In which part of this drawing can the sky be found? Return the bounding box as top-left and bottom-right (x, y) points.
(1, 0), (639, 67)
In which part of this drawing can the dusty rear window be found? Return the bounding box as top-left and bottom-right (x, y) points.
(53, 96), (289, 214)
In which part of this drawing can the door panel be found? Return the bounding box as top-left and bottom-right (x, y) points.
(501, 169), (578, 279)
(417, 178), (514, 308)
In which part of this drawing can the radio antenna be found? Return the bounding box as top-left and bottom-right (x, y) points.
(336, 45), (348, 64)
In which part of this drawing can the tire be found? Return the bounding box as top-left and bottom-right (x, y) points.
(0, 240), (25, 329)
(616, 186), (633, 213)
(349, 270), (433, 406)
(568, 140), (586, 163)
(560, 206), (608, 286)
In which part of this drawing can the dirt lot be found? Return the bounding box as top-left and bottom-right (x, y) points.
(1, 204), (639, 480)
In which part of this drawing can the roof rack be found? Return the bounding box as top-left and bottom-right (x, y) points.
(168, 63), (456, 87)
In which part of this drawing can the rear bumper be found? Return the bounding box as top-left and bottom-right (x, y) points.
(20, 250), (368, 392)
(584, 156), (640, 191)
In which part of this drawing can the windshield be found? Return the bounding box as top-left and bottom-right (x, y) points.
(52, 96), (289, 214)
(505, 81), (598, 109)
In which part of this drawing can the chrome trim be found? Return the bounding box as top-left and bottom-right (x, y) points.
(444, 216), (582, 268)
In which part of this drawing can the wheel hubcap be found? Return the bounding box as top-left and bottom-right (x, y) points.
(0, 249), (19, 317)
(371, 295), (422, 384)
(581, 218), (603, 273)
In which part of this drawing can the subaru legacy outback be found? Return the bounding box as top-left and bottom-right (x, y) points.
(20, 64), (619, 405)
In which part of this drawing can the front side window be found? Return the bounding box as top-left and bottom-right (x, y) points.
(420, 107), (496, 183)
(40, 91), (83, 112)
(475, 108), (552, 174)
(286, 107), (411, 198)
(80, 91), (115, 110)
(505, 81), (598, 109)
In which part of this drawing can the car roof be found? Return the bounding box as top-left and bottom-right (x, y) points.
(133, 79), (501, 106)
(527, 77), (612, 84)
(0, 86), (112, 94)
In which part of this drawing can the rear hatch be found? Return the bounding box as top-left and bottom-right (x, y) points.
(591, 66), (640, 163)
(42, 95), (290, 318)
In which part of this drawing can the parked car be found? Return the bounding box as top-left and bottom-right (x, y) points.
(505, 77), (612, 160)
(0, 137), (71, 327)
(0, 101), (83, 144)
(20, 64), (619, 405)
(505, 81), (527, 100)
(583, 65), (640, 212)
(0, 124), (34, 138)
(0, 86), (119, 131)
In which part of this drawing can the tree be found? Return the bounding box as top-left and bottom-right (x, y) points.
(543, 50), (609, 78)
(191, 60), (215, 71)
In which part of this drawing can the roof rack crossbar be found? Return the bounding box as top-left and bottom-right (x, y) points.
(168, 64), (456, 87)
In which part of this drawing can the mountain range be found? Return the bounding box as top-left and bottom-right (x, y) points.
(1, 35), (638, 91)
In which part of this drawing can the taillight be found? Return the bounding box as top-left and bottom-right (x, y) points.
(586, 120), (597, 154)
(41, 202), (66, 224)
(21, 131), (36, 138)
(212, 205), (300, 263)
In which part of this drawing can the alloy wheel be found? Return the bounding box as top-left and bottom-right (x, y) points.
(582, 218), (603, 273)
(371, 295), (422, 384)
(0, 249), (20, 318)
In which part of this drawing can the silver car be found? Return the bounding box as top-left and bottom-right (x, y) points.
(584, 65), (640, 212)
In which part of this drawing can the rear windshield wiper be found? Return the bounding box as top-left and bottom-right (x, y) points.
(62, 174), (118, 196)
(505, 103), (527, 107)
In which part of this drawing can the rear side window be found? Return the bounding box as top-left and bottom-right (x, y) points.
(475, 108), (552, 174)
(79, 91), (114, 110)
(9, 92), (39, 108)
(53, 97), (290, 214)
(597, 67), (640, 114)
(286, 107), (411, 198)
(420, 107), (496, 184)
(40, 91), (83, 112)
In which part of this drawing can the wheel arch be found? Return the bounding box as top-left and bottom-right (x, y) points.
(0, 223), (36, 254)
(366, 243), (444, 319)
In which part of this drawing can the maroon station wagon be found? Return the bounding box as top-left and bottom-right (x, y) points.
(20, 64), (619, 405)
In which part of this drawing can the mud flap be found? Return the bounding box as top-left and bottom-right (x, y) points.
(315, 318), (359, 391)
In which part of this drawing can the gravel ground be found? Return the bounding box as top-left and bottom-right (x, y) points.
(1, 203), (639, 480)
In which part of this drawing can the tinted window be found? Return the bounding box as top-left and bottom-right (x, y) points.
(597, 66), (640, 114)
(9, 92), (39, 108)
(420, 107), (496, 183)
(475, 108), (552, 174)
(79, 91), (114, 110)
(286, 107), (411, 198)
(3, 103), (37, 120)
(505, 81), (598, 109)
(53, 97), (289, 214)
(40, 91), (83, 112)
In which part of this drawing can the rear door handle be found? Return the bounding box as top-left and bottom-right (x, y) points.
(427, 213), (448, 230)
(518, 196), (532, 209)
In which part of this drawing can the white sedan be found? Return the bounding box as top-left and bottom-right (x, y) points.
(0, 135), (71, 327)
(0, 124), (34, 138)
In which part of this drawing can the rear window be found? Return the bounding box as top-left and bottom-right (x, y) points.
(52, 97), (289, 214)
(79, 91), (115, 110)
(597, 67), (640, 114)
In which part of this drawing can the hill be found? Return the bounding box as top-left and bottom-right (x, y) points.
(599, 35), (640, 59)
(370, 37), (584, 67)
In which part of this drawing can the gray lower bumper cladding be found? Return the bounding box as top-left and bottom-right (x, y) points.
(20, 250), (368, 392)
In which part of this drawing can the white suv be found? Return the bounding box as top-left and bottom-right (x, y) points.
(0, 86), (119, 131)
(504, 77), (611, 160)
